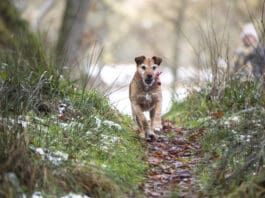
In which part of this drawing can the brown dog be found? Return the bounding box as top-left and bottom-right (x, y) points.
(129, 56), (162, 140)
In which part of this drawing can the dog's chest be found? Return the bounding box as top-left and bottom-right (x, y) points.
(145, 93), (152, 102)
(137, 92), (159, 110)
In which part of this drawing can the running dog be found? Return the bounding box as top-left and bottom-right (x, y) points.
(129, 56), (162, 140)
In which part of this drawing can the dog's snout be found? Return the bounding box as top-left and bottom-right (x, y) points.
(147, 74), (152, 79)
(145, 75), (153, 84)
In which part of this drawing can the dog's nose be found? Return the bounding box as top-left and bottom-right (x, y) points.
(147, 74), (152, 79)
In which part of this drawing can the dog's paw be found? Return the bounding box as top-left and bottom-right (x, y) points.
(153, 127), (161, 132)
(145, 129), (157, 141)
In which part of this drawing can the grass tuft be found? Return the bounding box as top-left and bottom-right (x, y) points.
(166, 79), (265, 196)
(0, 4), (146, 196)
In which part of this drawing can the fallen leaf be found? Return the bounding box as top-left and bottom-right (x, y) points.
(148, 156), (163, 165)
(211, 111), (224, 119)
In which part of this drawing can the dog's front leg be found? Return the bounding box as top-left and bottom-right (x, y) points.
(131, 103), (152, 139)
(150, 103), (162, 132)
(131, 105), (144, 139)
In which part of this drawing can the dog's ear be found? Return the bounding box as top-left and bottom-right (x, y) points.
(135, 56), (146, 65)
(152, 56), (162, 65)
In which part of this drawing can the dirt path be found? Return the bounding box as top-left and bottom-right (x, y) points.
(142, 121), (203, 197)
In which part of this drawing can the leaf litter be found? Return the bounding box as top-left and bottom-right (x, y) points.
(142, 120), (203, 197)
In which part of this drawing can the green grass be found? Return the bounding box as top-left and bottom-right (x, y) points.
(0, 68), (147, 197)
(166, 80), (265, 197)
(164, 87), (212, 128)
(0, 6), (147, 196)
(23, 89), (147, 196)
(0, 75), (147, 197)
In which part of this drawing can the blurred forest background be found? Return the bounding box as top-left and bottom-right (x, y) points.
(16, 0), (261, 62)
(1, 1), (265, 197)
(11, 0), (264, 114)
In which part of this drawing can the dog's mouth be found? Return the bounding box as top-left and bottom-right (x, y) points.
(144, 78), (154, 85)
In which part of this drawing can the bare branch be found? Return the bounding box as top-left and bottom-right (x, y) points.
(32, 0), (56, 31)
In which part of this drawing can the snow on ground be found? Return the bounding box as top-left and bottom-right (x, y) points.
(61, 193), (90, 198)
(87, 64), (203, 115)
(33, 147), (69, 166)
(95, 116), (122, 130)
(107, 86), (188, 115)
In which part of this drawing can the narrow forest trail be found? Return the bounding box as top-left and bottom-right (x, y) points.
(141, 121), (204, 198)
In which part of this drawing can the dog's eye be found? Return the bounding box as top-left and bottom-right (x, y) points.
(141, 65), (146, 70)
(152, 66), (157, 70)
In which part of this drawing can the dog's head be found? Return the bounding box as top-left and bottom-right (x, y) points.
(135, 55), (162, 86)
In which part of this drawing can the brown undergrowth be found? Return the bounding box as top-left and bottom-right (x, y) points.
(142, 120), (204, 198)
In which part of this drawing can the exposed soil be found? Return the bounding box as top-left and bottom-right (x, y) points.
(142, 120), (204, 198)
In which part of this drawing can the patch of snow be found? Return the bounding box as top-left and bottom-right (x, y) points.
(59, 122), (69, 129)
(224, 120), (230, 126)
(100, 145), (109, 151)
(160, 67), (174, 85)
(85, 64), (101, 77)
(5, 172), (20, 187)
(33, 116), (45, 123)
(100, 134), (121, 151)
(32, 191), (43, 198)
(61, 193), (90, 198)
(87, 64), (213, 115)
(35, 148), (46, 155)
(239, 135), (245, 141)
(47, 151), (69, 166)
(230, 116), (240, 123)
(14, 116), (29, 128)
(108, 86), (174, 115)
(1, 116), (30, 129)
(101, 163), (107, 168)
(95, 116), (102, 128)
(197, 116), (211, 123)
(101, 134), (120, 144)
(175, 87), (189, 101)
(178, 66), (197, 82)
(217, 57), (228, 70)
(231, 130), (237, 134)
(224, 115), (241, 127)
(59, 121), (84, 130)
(33, 147), (68, 166)
(102, 120), (122, 130)
(100, 64), (135, 86)
(237, 134), (252, 143)
(95, 117), (122, 130)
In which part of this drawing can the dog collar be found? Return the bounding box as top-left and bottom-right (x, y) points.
(155, 71), (162, 86)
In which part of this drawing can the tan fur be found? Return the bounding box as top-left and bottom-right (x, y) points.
(129, 56), (162, 140)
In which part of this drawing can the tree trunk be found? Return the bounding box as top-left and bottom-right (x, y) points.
(171, 0), (188, 98)
(56, 0), (91, 67)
